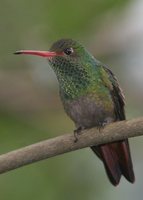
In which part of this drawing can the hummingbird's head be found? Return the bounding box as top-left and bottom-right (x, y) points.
(14, 39), (89, 63)
(15, 39), (96, 99)
(49, 38), (85, 58)
(48, 39), (93, 72)
(14, 38), (95, 77)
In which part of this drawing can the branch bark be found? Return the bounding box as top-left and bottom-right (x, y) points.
(0, 117), (143, 174)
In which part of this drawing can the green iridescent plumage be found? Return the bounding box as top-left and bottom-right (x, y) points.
(50, 40), (113, 105)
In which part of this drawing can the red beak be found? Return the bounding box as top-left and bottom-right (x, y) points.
(14, 50), (63, 57)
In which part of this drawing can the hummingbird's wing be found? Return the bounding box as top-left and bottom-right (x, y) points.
(102, 66), (125, 120)
(91, 65), (135, 186)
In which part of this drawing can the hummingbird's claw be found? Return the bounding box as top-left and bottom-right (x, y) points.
(73, 126), (85, 143)
(74, 132), (78, 143)
(97, 120), (108, 132)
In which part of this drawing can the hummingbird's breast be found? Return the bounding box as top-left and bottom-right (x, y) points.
(62, 93), (115, 128)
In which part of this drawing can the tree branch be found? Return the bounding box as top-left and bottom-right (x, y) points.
(0, 117), (143, 174)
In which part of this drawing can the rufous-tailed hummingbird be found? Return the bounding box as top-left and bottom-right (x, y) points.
(15, 39), (135, 186)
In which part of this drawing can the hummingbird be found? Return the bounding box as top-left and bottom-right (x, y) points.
(15, 38), (135, 186)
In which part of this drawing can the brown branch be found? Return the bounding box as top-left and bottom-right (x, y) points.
(0, 117), (143, 174)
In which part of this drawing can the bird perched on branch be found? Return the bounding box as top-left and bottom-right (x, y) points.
(15, 38), (135, 186)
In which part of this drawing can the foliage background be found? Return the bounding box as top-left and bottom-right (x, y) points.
(0, 0), (143, 199)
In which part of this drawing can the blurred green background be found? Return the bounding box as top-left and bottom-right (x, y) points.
(0, 0), (143, 199)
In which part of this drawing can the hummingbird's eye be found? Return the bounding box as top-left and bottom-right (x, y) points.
(63, 48), (74, 55)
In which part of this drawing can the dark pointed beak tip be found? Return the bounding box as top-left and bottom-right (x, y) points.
(14, 51), (22, 55)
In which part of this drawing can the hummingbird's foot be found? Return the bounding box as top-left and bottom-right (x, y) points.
(74, 127), (85, 143)
(97, 121), (107, 132)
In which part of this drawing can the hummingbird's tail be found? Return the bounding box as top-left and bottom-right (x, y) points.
(91, 139), (135, 186)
